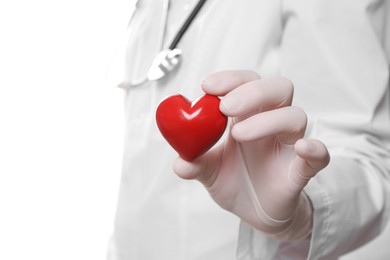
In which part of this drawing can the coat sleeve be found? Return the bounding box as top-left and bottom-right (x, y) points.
(238, 1), (390, 259)
(284, 0), (390, 258)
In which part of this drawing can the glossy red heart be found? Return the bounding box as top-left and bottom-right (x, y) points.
(156, 94), (227, 161)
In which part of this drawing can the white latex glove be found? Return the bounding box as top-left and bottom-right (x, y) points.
(173, 70), (330, 241)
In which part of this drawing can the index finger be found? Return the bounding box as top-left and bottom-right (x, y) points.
(201, 70), (260, 95)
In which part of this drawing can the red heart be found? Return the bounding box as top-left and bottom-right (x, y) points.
(156, 94), (228, 161)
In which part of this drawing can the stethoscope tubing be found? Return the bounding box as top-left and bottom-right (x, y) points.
(168, 0), (207, 50)
(128, 0), (207, 87)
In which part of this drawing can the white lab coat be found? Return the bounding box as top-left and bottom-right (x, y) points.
(107, 0), (390, 259)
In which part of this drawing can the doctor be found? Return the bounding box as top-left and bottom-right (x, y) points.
(108, 0), (390, 259)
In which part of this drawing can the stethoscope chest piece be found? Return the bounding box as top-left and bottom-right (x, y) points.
(147, 48), (182, 81)
(128, 0), (206, 87)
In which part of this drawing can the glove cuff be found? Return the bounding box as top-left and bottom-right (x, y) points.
(269, 192), (313, 242)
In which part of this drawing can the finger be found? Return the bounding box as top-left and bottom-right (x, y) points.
(219, 77), (294, 117)
(173, 145), (222, 186)
(201, 70), (260, 96)
(289, 139), (330, 191)
(231, 106), (307, 144)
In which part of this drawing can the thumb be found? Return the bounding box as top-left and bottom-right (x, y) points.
(289, 139), (330, 192)
(173, 145), (223, 187)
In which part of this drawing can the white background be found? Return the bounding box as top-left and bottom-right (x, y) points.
(0, 1), (135, 259)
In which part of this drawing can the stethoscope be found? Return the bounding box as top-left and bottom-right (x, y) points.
(129, 0), (207, 87)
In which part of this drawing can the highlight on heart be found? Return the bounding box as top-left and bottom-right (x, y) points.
(155, 93), (227, 161)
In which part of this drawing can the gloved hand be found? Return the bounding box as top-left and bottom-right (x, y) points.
(173, 70), (330, 241)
